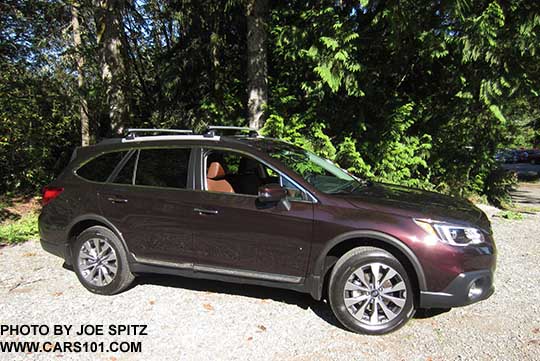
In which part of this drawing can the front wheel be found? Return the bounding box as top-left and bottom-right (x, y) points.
(328, 247), (415, 335)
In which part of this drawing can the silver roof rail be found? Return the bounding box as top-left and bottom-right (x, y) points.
(205, 126), (259, 137)
(126, 128), (193, 139)
(122, 128), (221, 143)
(125, 128), (193, 140)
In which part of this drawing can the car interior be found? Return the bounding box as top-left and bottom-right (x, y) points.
(205, 150), (277, 195)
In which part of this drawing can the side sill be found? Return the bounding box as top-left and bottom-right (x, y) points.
(131, 255), (193, 270)
(129, 260), (307, 294)
(194, 265), (303, 284)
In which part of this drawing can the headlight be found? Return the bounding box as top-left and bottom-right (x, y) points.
(414, 219), (485, 246)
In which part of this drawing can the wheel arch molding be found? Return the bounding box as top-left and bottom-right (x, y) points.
(308, 230), (427, 300)
(65, 214), (132, 265)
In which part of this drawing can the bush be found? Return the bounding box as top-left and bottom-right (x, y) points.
(484, 167), (518, 208)
(0, 212), (39, 245)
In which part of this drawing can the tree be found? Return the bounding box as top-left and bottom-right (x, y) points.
(95, 0), (129, 135)
(246, 0), (268, 130)
(2, 0), (540, 202)
(71, 1), (90, 146)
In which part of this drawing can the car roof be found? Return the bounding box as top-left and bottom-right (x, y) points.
(76, 133), (301, 159)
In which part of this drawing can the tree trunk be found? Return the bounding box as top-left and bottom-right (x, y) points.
(95, 0), (128, 136)
(71, 2), (90, 146)
(246, 0), (268, 130)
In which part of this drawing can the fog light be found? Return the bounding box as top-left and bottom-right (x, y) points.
(468, 280), (483, 300)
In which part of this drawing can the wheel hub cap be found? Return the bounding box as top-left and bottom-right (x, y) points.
(343, 262), (408, 326)
(78, 238), (118, 287)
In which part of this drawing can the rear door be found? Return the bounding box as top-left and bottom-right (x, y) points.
(98, 146), (200, 267)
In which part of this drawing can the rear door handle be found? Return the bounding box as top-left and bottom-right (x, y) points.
(107, 197), (128, 204)
(193, 208), (218, 215)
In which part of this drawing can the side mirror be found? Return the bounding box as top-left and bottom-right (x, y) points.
(258, 183), (287, 203)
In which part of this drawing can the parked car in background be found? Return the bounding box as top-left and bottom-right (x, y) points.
(528, 149), (540, 164)
(39, 127), (496, 335)
(516, 149), (532, 163)
(495, 149), (518, 163)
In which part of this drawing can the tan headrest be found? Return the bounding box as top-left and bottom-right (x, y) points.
(207, 162), (226, 179)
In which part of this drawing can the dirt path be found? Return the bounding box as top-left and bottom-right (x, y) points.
(510, 182), (540, 210)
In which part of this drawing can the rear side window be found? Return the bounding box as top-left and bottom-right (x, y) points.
(76, 151), (127, 182)
(113, 152), (137, 185)
(135, 148), (191, 189)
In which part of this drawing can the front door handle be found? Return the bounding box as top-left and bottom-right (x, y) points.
(107, 197), (128, 204)
(193, 208), (219, 215)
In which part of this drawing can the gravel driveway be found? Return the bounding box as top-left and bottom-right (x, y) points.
(1, 210), (539, 361)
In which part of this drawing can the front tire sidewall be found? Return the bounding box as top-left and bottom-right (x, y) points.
(72, 226), (132, 295)
(329, 251), (415, 335)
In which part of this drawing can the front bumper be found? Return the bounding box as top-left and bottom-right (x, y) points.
(419, 270), (494, 308)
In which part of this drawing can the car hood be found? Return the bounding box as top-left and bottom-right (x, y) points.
(340, 182), (488, 228)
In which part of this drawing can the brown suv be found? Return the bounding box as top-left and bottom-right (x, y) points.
(39, 127), (496, 334)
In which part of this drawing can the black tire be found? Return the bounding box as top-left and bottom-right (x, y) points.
(72, 226), (135, 295)
(328, 246), (415, 335)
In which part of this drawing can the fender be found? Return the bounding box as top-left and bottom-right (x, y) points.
(65, 214), (133, 264)
(308, 230), (427, 300)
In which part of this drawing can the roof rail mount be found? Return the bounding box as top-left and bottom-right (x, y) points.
(125, 128), (193, 139)
(205, 126), (259, 138)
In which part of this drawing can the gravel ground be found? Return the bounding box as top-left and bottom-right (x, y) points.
(1, 211), (539, 361)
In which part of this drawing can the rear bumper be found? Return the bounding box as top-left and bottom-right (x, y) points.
(419, 270), (494, 308)
(40, 239), (67, 260)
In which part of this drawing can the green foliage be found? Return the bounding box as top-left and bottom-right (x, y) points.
(496, 210), (524, 221)
(335, 137), (372, 177)
(484, 168), (518, 208)
(2, 0), (540, 206)
(368, 103), (432, 189)
(0, 64), (79, 193)
(0, 212), (39, 245)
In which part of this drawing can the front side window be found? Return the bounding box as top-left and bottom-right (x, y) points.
(204, 149), (308, 201)
(135, 148), (191, 189)
(76, 151), (127, 182)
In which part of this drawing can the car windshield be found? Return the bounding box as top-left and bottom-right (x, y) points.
(268, 146), (367, 194)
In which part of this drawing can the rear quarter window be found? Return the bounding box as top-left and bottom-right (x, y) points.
(76, 151), (127, 182)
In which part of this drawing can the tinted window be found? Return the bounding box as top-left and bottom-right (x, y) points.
(113, 151), (137, 185)
(135, 148), (191, 189)
(77, 151), (127, 182)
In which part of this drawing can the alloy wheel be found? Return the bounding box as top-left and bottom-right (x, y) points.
(78, 238), (118, 287)
(343, 262), (407, 325)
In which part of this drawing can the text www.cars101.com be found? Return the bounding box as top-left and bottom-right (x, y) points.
(0, 341), (142, 353)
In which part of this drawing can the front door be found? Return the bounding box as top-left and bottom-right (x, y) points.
(191, 148), (314, 279)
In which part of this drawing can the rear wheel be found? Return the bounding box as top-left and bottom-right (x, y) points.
(328, 247), (415, 334)
(72, 226), (134, 295)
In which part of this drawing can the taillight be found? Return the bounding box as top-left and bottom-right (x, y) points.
(42, 187), (64, 206)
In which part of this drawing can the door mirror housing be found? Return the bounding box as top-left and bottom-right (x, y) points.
(258, 184), (287, 203)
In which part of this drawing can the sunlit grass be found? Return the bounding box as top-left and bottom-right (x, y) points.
(0, 212), (39, 245)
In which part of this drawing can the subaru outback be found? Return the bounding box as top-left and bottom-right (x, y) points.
(39, 127), (496, 334)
